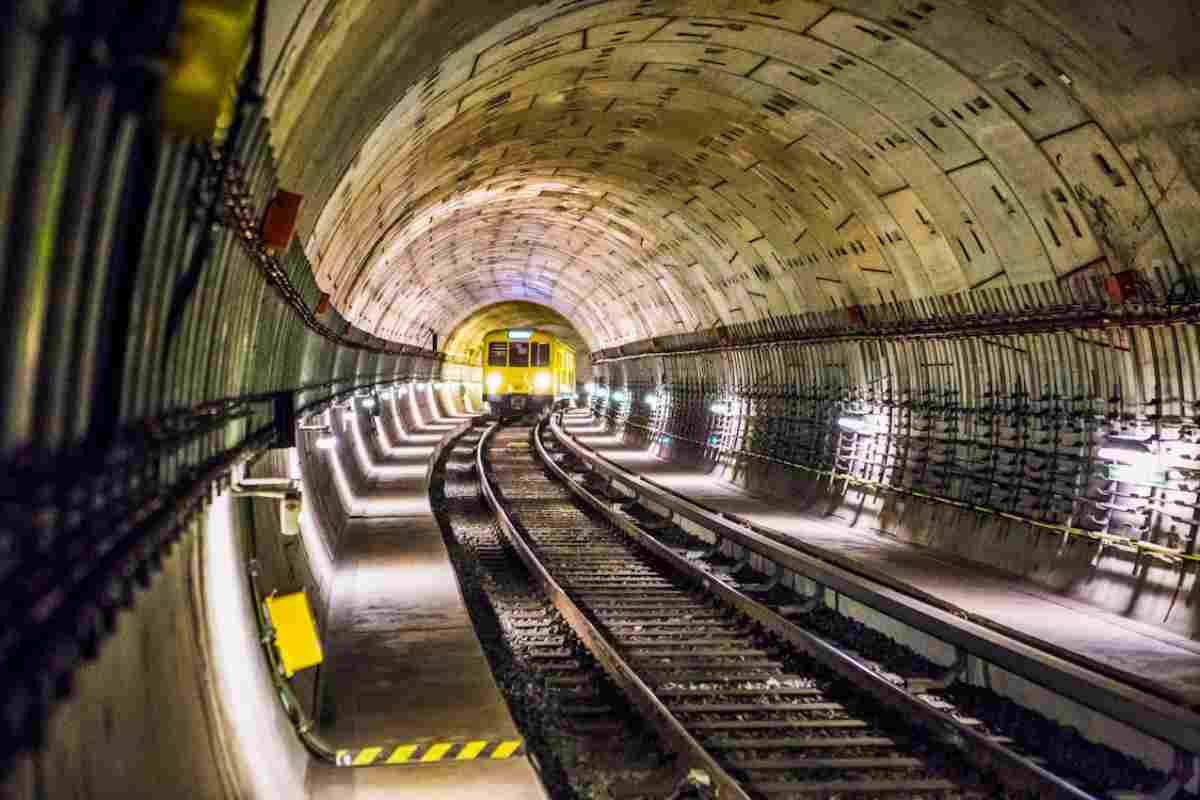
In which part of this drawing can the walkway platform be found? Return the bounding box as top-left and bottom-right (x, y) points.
(309, 391), (545, 799)
(557, 411), (1200, 740)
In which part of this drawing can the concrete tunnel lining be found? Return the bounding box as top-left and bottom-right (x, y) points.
(265, 0), (1199, 355)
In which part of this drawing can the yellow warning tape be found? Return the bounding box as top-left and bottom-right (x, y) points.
(336, 738), (524, 767)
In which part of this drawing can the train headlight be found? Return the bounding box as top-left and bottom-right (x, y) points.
(534, 371), (552, 392)
(487, 372), (503, 392)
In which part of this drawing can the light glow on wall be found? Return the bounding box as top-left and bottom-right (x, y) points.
(203, 493), (309, 799)
(350, 414), (428, 481)
(837, 413), (876, 434)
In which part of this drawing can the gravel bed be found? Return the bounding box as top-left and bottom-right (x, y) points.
(937, 683), (1183, 797)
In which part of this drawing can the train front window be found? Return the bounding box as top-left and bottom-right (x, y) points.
(509, 341), (530, 367)
(533, 342), (551, 367)
(487, 342), (508, 367)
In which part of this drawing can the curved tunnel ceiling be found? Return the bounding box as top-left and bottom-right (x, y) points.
(281, 0), (1200, 352)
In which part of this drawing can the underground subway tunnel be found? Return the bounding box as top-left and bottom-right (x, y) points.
(4, 0), (1200, 797)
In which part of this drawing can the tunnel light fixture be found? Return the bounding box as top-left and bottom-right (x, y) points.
(315, 435), (337, 450)
(361, 396), (377, 409)
(1098, 436), (1164, 484)
(1097, 436), (1154, 465)
(710, 401), (731, 416)
(645, 393), (661, 409)
(611, 390), (627, 403)
(837, 413), (875, 434)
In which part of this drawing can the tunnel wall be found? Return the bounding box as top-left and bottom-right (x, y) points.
(0, 489), (320, 800)
(292, 0), (1200, 354)
(204, 493), (313, 800)
(0, 523), (236, 800)
(0, 1), (474, 776)
(246, 450), (328, 717)
(592, 320), (1200, 639)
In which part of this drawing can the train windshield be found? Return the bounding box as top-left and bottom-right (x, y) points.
(533, 342), (551, 367)
(487, 341), (508, 366)
(509, 341), (530, 367)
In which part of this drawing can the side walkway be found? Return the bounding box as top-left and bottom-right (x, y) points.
(560, 411), (1200, 710)
(307, 390), (545, 799)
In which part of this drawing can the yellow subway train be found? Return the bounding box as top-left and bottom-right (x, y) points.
(481, 329), (575, 416)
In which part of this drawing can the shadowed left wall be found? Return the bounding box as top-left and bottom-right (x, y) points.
(1, 490), (311, 799)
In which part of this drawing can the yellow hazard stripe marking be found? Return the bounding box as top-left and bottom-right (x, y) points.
(336, 738), (524, 767)
(353, 747), (382, 766)
(491, 740), (522, 759)
(421, 743), (454, 762)
(456, 740), (489, 760)
(387, 745), (419, 764)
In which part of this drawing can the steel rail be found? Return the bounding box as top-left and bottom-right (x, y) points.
(534, 418), (1101, 800)
(548, 412), (1200, 755)
(475, 421), (753, 800)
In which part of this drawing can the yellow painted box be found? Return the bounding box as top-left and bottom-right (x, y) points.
(264, 591), (324, 677)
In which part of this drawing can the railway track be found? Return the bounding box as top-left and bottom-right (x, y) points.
(478, 420), (1106, 800)
(434, 427), (669, 798)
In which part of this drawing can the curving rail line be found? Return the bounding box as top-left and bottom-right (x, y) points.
(476, 418), (1103, 800)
